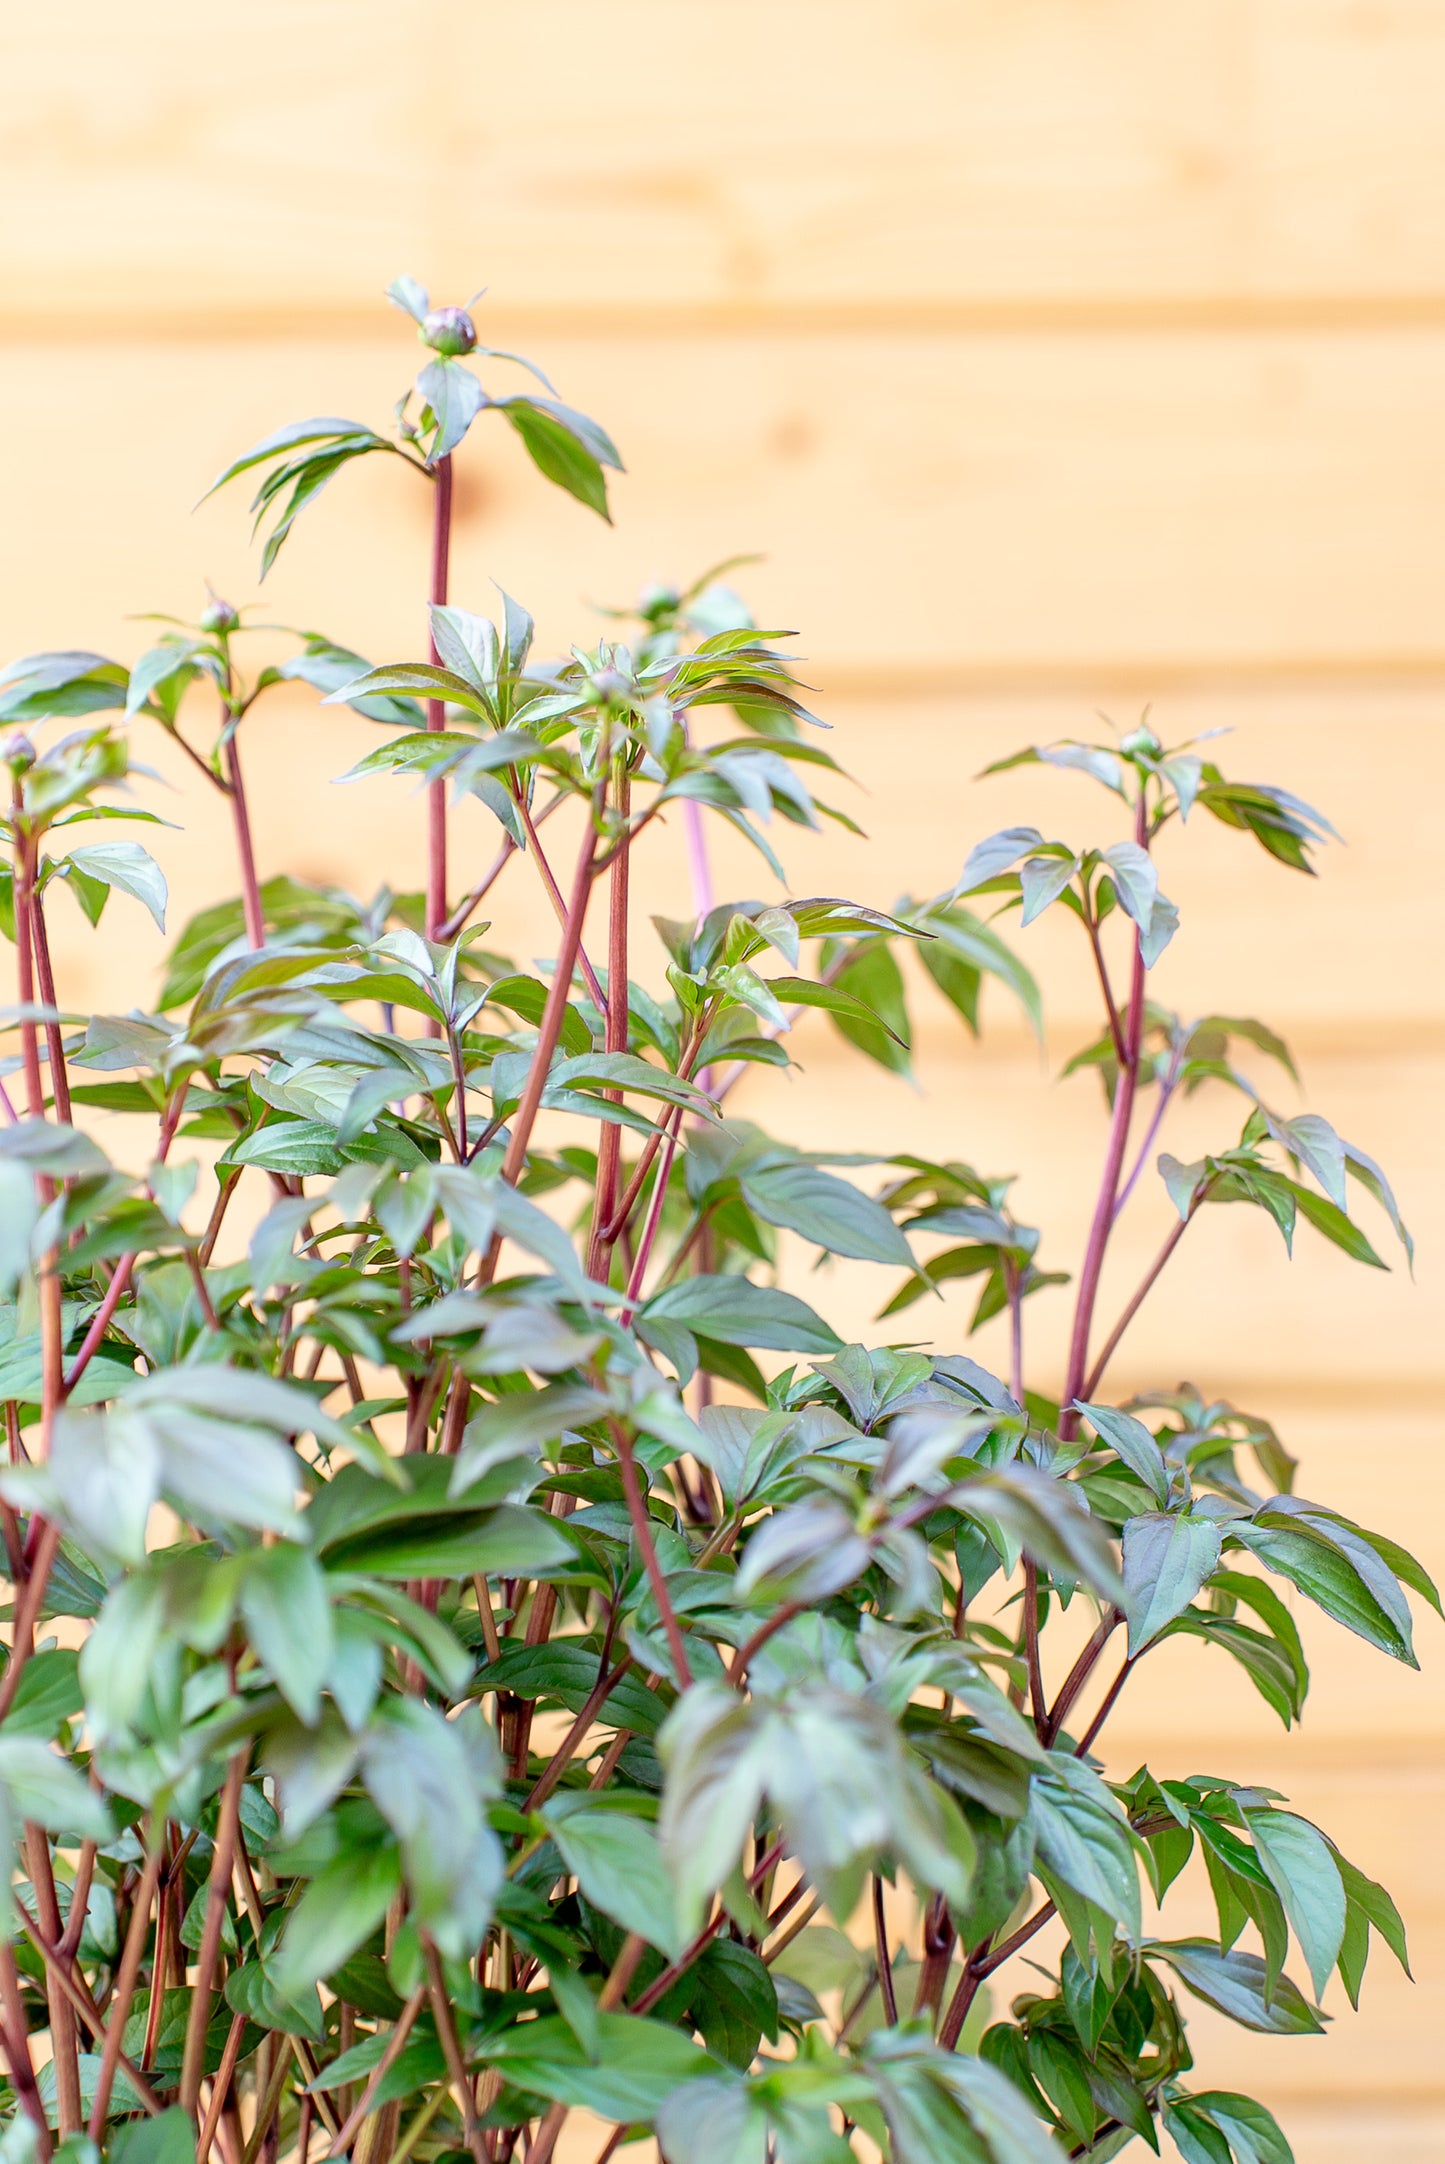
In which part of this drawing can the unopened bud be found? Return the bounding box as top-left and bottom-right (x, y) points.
(3, 732), (35, 774)
(589, 667), (630, 703)
(421, 306), (478, 357)
(200, 594), (240, 634)
(1121, 724), (1161, 757)
(637, 582), (680, 623)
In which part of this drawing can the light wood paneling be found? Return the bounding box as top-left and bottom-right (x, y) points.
(8, 335), (1445, 681)
(6, 0), (1445, 2137)
(10, 2), (1445, 325)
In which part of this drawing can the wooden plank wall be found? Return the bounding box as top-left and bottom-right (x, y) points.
(3, 4), (1443, 2154)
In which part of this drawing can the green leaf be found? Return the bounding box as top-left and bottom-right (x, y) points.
(1031, 1758), (1140, 1938)
(473, 1642), (665, 1735)
(238, 1544), (335, 1726)
(203, 416), (386, 499)
(1165, 2102), (1235, 2164)
(1076, 1401), (1170, 1507)
(659, 1684), (770, 1937)
(642, 1275), (841, 1354)
(1149, 1940), (1324, 2033)
(418, 358), (485, 459)
(762, 973), (906, 1045)
(477, 2011), (710, 2122)
(1123, 1513), (1222, 1654)
(1189, 2092), (1294, 2164)
(864, 2031), (1064, 2164)
(323, 1501), (574, 1581)
(1019, 851), (1081, 926)
(1243, 1808), (1345, 2000)
(1232, 1505), (1417, 1664)
(1283, 1178), (1388, 1270)
(656, 2075), (770, 2164)
(273, 1843), (403, 1994)
(0, 650), (128, 724)
(0, 1736), (113, 1842)
(545, 1802), (683, 1957)
(739, 1160), (914, 1268)
(500, 396), (622, 520)
(955, 827), (1045, 892)
(0, 1648), (82, 1740)
(359, 1701), (502, 1958)
(827, 944), (912, 1075)
(109, 2108), (196, 2164)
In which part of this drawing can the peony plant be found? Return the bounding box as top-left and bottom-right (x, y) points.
(0, 278), (1430, 2164)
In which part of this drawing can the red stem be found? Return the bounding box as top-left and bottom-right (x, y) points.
(1022, 1561), (1046, 1737)
(179, 1749), (246, 2118)
(223, 735), (264, 949)
(11, 815), (46, 1120)
(498, 805), (599, 1190)
(1058, 806), (1150, 1442)
(1044, 1609), (1122, 1747)
(631, 1840), (785, 2015)
(1076, 1653), (1133, 1756)
(425, 453), (454, 942)
(63, 1093), (185, 1400)
(1081, 1210), (1193, 1402)
(515, 789), (607, 1014)
(609, 1417), (693, 1687)
(872, 1875), (899, 2026)
(587, 771), (630, 1279)
(618, 1105), (686, 1318)
(29, 884), (71, 1127)
(11, 816), (62, 1451)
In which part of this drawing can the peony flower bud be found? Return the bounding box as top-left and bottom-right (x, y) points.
(421, 306), (478, 358)
(200, 594), (240, 634)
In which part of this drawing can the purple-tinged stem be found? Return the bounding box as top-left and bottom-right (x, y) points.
(1058, 800), (1150, 1441)
(425, 454), (454, 942)
(682, 799), (714, 919)
(223, 735), (265, 949)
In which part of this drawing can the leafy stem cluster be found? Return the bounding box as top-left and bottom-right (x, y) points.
(0, 280), (1430, 2164)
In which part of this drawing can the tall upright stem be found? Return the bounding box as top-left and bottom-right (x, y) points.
(682, 799), (713, 919)
(29, 887), (71, 1127)
(11, 815), (46, 1121)
(26, 1826), (80, 2132)
(1058, 800), (1150, 1441)
(223, 735), (265, 949)
(587, 770), (630, 1279)
(499, 803), (600, 1191)
(11, 816), (62, 1446)
(425, 454), (454, 941)
(180, 1750), (246, 2119)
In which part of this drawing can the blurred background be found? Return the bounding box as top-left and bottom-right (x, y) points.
(3, 4), (1442, 2156)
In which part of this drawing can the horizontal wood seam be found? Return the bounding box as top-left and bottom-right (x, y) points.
(16, 296), (1445, 342)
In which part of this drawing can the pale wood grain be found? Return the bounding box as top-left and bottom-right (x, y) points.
(9, 1), (1445, 324)
(5, 8), (1444, 2133)
(7, 335), (1445, 683)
